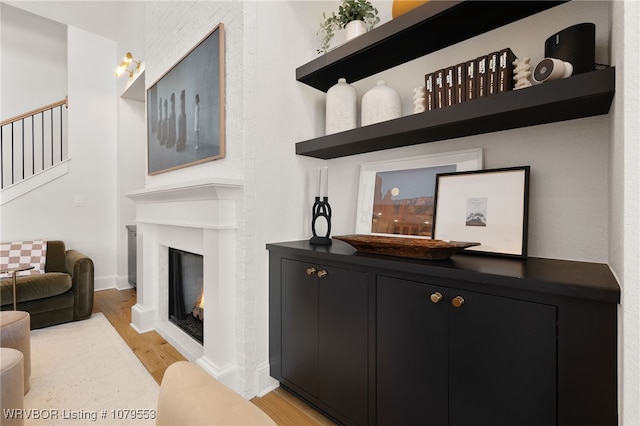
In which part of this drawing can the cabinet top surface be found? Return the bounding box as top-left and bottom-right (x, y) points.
(267, 240), (620, 304)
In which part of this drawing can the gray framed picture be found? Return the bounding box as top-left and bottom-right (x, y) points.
(146, 24), (225, 175)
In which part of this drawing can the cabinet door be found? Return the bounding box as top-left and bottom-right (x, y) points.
(377, 276), (449, 426)
(281, 259), (319, 396)
(318, 265), (369, 426)
(448, 290), (557, 426)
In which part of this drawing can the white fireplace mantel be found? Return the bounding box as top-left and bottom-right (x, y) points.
(126, 178), (244, 230)
(126, 177), (243, 203)
(126, 177), (244, 391)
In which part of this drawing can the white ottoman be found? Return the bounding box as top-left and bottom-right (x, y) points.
(0, 347), (24, 426)
(0, 311), (30, 394)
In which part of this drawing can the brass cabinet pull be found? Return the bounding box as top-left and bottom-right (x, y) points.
(306, 267), (317, 276)
(451, 296), (465, 308)
(430, 292), (443, 303)
(317, 270), (328, 278)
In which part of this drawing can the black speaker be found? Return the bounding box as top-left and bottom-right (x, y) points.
(544, 23), (595, 75)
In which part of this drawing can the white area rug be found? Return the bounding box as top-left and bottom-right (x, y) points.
(24, 313), (159, 425)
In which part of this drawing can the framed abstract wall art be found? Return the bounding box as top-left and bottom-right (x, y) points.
(146, 24), (225, 175)
(354, 149), (483, 238)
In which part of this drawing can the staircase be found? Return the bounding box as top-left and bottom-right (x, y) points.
(0, 98), (69, 205)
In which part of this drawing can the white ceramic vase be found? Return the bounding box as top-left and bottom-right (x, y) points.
(326, 78), (358, 135)
(345, 20), (368, 40)
(361, 80), (402, 126)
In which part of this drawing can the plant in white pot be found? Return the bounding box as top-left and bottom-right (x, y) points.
(317, 0), (380, 54)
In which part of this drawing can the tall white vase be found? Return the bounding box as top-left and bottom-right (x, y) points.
(361, 80), (401, 126)
(326, 78), (358, 135)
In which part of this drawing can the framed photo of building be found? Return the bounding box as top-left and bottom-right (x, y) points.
(354, 149), (483, 238)
(433, 166), (530, 257)
(146, 24), (225, 175)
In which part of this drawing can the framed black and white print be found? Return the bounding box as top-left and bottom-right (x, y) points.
(146, 24), (225, 175)
(354, 149), (483, 238)
(433, 166), (530, 257)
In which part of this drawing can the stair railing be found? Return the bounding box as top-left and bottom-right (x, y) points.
(0, 97), (68, 190)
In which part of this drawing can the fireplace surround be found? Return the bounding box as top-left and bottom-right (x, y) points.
(127, 178), (243, 390)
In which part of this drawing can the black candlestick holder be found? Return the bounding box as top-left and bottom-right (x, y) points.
(310, 196), (332, 245)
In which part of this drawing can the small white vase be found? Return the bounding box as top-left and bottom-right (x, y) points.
(326, 78), (358, 135)
(361, 80), (402, 126)
(345, 20), (368, 41)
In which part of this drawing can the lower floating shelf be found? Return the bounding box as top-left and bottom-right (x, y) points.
(295, 67), (615, 160)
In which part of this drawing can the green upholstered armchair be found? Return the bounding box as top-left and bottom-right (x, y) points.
(0, 241), (94, 329)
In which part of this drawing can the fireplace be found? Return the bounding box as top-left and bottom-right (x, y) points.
(126, 178), (244, 392)
(168, 248), (204, 344)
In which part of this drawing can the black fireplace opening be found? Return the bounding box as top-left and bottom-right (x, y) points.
(168, 248), (204, 344)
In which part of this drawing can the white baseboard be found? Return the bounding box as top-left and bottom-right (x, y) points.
(93, 276), (133, 292)
(94, 275), (117, 291)
(115, 275), (135, 290)
(256, 361), (280, 397)
(197, 356), (241, 395)
(130, 303), (156, 333)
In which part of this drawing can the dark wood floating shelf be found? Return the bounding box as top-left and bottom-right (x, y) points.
(295, 67), (615, 159)
(296, 1), (567, 92)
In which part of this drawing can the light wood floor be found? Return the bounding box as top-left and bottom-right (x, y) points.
(93, 288), (335, 426)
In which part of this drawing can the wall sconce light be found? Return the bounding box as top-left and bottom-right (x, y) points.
(114, 52), (141, 79)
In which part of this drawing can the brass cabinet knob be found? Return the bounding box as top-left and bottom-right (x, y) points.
(430, 292), (443, 303)
(451, 296), (465, 308)
(317, 269), (328, 278)
(306, 267), (317, 276)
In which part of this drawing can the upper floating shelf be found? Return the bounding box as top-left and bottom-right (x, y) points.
(296, 1), (568, 92)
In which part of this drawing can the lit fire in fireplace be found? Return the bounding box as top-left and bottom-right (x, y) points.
(192, 289), (204, 321)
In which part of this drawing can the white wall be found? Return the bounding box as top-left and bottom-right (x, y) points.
(2, 1), (147, 291)
(0, 4), (67, 118)
(0, 4), (68, 190)
(116, 97), (146, 288)
(322, 1), (611, 263)
(115, 1), (147, 289)
(4, 0), (129, 43)
(610, 0), (640, 423)
(143, 0), (260, 397)
(142, 0), (335, 398)
(65, 26), (118, 287)
(252, 0), (613, 394)
(0, 23), (119, 291)
(253, 1), (331, 396)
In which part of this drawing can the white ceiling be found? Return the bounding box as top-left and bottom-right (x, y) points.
(4, 1), (134, 42)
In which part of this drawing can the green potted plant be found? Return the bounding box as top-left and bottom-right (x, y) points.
(318, 0), (380, 54)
